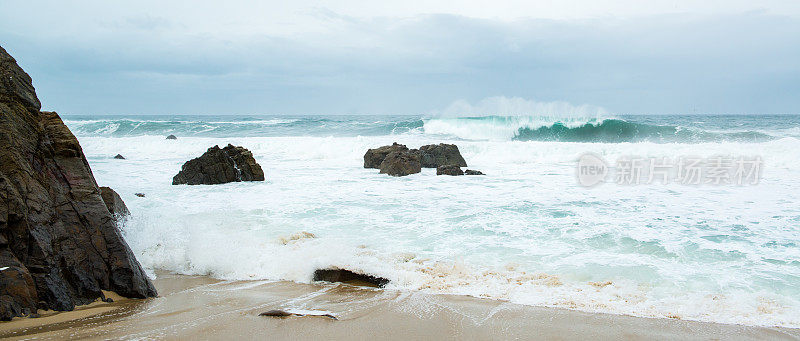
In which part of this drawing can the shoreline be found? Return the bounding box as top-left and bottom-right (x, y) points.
(1, 272), (798, 340)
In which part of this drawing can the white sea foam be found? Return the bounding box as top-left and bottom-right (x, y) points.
(74, 132), (800, 328)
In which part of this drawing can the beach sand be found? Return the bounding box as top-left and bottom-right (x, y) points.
(1, 272), (797, 340)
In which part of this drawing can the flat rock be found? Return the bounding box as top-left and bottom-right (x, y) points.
(464, 169), (484, 175)
(363, 142), (408, 169)
(172, 144), (265, 185)
(0, 45), (156, 321)
(259, 309), (337, 320)
(313, 269), (390, 288)
(259, 309), (293, 317)
(378, 151), (421, 177)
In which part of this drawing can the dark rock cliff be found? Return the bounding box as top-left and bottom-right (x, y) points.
(0, 46), (156, 320)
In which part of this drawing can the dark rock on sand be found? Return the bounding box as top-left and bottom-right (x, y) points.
(100, 187), (130, 221)
(166, 134), (177, 140)
(464, 169), (484, 175)
(172, 144), (265, 185)
(0, 45), (156, 321)
(114, 154), (125, 159)
(436, 165), (464, 176)
(416, 143), (467, 168)
(134, 193), (145, 197)
(313, 269), (390, 288)
(259, 309), (338, 320)
(260, 309), (293, 317)
(363, 142), (408, 169)
(379, 151), (421, 177)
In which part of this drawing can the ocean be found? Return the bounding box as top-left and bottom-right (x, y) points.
(63, 114), (800, 328)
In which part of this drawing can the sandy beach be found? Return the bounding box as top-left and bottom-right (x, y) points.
(0, 272), (797, 340)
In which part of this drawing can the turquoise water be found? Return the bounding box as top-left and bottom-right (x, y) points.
(64, 114), (800, 142)
(65, 114), (800, 327)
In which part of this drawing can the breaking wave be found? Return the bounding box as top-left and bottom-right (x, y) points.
(422, 116), (776, 143)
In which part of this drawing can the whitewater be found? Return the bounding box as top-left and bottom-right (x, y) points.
(64, 114), (800, 328)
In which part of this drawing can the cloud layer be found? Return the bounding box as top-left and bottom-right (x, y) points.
(1, 1), (799, 115)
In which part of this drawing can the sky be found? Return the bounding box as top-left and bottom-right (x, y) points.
(0, 0), (799, 115)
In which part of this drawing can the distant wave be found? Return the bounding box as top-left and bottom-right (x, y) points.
(422, 116), (776, 143)
(63, 116), (425, 137)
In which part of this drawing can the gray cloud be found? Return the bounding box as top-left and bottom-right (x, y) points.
(0, 4), (798, 115)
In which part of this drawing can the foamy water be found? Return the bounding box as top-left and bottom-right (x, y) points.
(68, 114), (800, 328)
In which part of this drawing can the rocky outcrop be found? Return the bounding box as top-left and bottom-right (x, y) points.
(464, 169), (484, 175)
(415, 143), (467, 168)
(313, 269), (390, 288)
(379, 151), (421, 177)
(364, 143), (467, 172)
(0, 46), (156, 320)
(114, 154), (125, 159)
(363, 142), (408, 168)
(172, 144), (265, 185)
(100, 187), (130, 221)
(166, 134), (177, 140)
(436, 165), (464, 176)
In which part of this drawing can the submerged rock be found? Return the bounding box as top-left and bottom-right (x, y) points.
(313, 269), (390, 288)
(166, 134), (177, 140)
(379, 151), (421, 177)
(436, 165), (464, 176)
(416, 144), (467, 168)
(464, 169), (484, 175)
(363, 142), (408, 169)
(99, 187), (130, 220)
(114, 154), (125, 159)
(172, 144), (265, 185)
(134, 193), (146, 197)
(0, 45), (156, 320)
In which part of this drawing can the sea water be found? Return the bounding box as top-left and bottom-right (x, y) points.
(64, 114), (800, 327)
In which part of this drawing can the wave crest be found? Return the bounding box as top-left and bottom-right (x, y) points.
(422, 116), (776, 143)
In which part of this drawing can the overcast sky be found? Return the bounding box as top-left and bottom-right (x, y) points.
(1, 1), (799, 115)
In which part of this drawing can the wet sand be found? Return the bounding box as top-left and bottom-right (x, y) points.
(1, 272), (798, 340)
